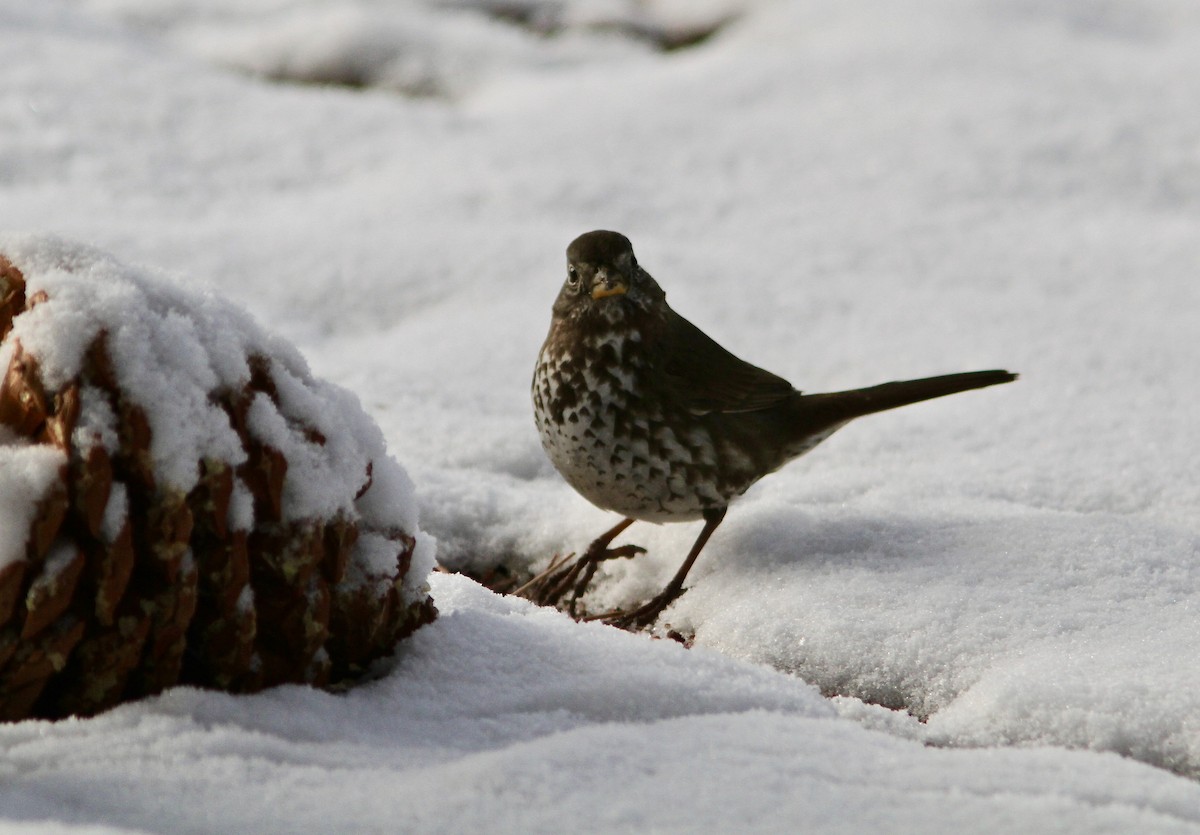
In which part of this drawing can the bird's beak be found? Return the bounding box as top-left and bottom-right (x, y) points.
(591, 270), (627, 300)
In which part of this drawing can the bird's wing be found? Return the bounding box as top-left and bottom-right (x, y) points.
(659, 309), (796, 414)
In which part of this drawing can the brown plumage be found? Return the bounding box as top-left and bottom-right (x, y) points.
(525, 230), (1016, 629)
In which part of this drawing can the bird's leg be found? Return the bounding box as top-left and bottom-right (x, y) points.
(599, 507), (727, 631)
(513, 517), (643, 611)
(565, 537), (647, 616)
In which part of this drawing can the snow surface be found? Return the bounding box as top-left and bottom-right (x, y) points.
(0, 444), (66, 570)
(3, 574), (1200, 834)
(4, 0), (1200, 831)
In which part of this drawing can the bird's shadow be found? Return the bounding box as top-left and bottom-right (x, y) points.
(707, 502), (963, 574)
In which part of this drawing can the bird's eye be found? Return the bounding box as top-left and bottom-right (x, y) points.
(566, 265), (579, 286)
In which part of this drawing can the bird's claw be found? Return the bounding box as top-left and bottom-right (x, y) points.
(513, 543), (648, 613)
(510, 553), (578, 606)
(587, 543), (646, 562)
(586, 586), (684, 632)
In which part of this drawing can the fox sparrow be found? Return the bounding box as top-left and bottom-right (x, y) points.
(525, 230), (1016, 629)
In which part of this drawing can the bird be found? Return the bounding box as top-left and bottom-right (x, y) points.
(523, 230), (1016, 630)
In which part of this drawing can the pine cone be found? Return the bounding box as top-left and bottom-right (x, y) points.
(0, 240), (436, 721)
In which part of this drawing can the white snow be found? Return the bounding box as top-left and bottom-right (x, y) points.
(227, 476), (255, 533)
(4, 0), (1200, 831)
(71, 386), (119, 456)
(0, 444), (66, 570)
(2, 574), (1200, 834)
(100, 482), (128, 544)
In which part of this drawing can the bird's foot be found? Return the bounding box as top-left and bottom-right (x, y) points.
(587, 584), (684, 632)
(511, 552), (582, 607)
(513, 543), (647, 615)
(583, 542), (646, 564)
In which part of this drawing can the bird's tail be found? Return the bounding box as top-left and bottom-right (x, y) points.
(797, 370), (1017, 427)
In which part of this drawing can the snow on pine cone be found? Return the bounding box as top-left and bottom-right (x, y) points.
(0, 236), (436, 721)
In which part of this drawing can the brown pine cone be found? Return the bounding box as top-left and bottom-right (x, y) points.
(0, 239), (436, 721)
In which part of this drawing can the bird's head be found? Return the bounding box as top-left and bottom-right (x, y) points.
(553, 230), (664, 320)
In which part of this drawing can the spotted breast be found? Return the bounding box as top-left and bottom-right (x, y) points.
(532, 307), (728, 522)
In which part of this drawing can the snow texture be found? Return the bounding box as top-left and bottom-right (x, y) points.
(0, 444), (65, 570)
(0, 574), (1198, 834)
(4, 0), (1200, 830)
